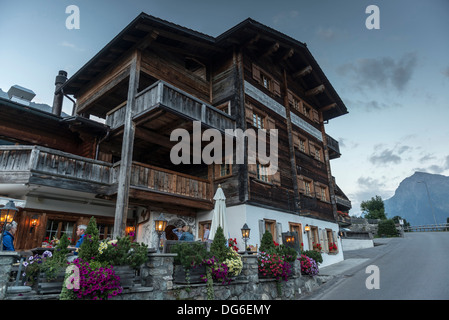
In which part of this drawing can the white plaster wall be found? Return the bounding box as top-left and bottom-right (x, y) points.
(342, 238), (374, 251)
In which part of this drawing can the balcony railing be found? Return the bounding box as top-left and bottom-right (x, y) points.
(111, 161), (210, 202)
(0, 146), (212, 205)
(106, 80), (235, 132)
(326, 134), (340, 159)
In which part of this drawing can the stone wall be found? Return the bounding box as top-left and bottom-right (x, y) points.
(2, 252), (331, 300)
(109, 253), (331, 300)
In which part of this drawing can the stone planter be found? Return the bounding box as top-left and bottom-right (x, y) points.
(173, 265), (206, 284)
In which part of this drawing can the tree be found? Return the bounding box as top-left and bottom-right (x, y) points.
(377, 219), (398, 237)
(361, 195), (387, 220)
(79, 216), (100, 261)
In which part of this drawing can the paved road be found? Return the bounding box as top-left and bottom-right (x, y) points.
(302, 232), (449, 300)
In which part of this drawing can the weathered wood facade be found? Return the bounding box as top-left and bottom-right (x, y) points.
(0, 13), (350, 250)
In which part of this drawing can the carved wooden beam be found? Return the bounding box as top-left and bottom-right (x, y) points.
(305, 84), (325, 96)
(263, 42), (279, 57)
(282, 48), (295, 60)
(320, 103), (337, 111)
(293, 65), (312, 78)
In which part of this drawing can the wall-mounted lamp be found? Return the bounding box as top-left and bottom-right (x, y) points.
(30, 215), (38, 233)
(126, 225), (135, 236)
(304, 224), (311, 233)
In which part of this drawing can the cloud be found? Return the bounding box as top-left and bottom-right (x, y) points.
(369, 148), (402, 165)
(368, 143), (416, 166)
(60, 41), (84, 51)
(316, 27), (337, 40)
(337, 52), (417, 92)
(414, 155), (449, 174)
(272, 10), (299, 25)
(443, 67), (449, 78)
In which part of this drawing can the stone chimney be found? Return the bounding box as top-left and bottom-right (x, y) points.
(52, 70), (68, 116)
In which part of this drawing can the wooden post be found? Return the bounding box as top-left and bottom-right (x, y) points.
(113, 51), (140, 239)
(282, 70), (300, 212)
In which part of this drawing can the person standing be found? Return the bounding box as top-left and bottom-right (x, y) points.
(2, 221), (17, 251)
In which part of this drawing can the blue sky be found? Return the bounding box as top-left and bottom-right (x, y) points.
(1, 0), (448, 215)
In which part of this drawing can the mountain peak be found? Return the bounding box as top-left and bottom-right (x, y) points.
(384, 172), (449, 225)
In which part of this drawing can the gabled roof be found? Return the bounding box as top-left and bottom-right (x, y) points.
(62, 13), (347, 121)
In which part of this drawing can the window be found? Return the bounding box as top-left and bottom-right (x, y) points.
(315, 147), (321, 161)
(304, 180), (312, 196)
(319, 186), (328, 202)
(257, 163), (269, 182)
(264, 219), (276, 242)
(220, 163), (231, 177)
(253, 112), (264, 129)
(261, 74), (271, 90)
(299, 138), (306, 153)
(98, 224), (114, 240)
(303, 105), (311, 118)
(45, 219), (76, 243)
(311, 226), (320, 251)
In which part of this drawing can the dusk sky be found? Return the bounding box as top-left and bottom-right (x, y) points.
(1, 0), (448, 216)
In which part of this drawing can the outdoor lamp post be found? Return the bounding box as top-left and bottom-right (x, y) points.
(154, 213), (167, 253)
(241, 223), (250, 254)
(0, 200), (19, 251)
(285, 231), (295, 245)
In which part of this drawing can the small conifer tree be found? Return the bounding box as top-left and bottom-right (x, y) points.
(79, 216), (100, 261)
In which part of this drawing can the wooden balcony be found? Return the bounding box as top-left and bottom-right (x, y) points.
(111, 161), (213, 210)
(0, 146), (213, 209)
(326, 134), (340, 159)
(106, 80), (235, 132)
(0, 146), (112, 194)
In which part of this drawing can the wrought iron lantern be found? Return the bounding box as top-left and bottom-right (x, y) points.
(154, 213), (167, 253)
(241, 223), (251, 254)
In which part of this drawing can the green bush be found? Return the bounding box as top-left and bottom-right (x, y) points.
(210, 226), (231, 263)
(259, 230), (275, 253)
(172, 242), (210, 270)
(301, 250), (323, 265)
(275, 244), (297, 263)
(377, 219), (398, 237)
(79, 216), (100, 261)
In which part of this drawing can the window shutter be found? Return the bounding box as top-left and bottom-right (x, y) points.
(292, 132), (299, 149)
(287, 91), (294, 105)
(309, 143), (315, 157)
(307, 229), (313, 250)
(245, 103), (254, 123)
(272, 170), (281, 186)
(323, 229), (329, 253)
(266, 117), (276, 130)
(259, 219), (265, 242)
(248, 163), (257, 178)
(272, 80), (281, 97)
(297, 176), (305, 193)
(314, 182), (321, 199)
(312, 109), (320, 123)
(276, 223), (282, 244)
(318, 228), (325, 252)
(252, 64), (261, 83)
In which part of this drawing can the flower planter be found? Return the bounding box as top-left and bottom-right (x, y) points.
(37, 270), (66, 295)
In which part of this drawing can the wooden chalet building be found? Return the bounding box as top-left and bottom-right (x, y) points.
(0, 13), (351, 266)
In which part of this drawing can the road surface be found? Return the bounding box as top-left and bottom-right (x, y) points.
(302, 232), (449, 300)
